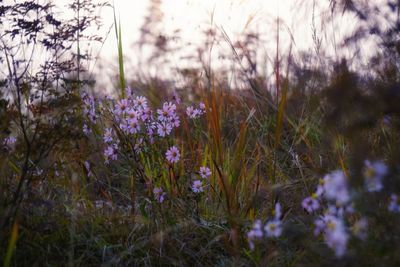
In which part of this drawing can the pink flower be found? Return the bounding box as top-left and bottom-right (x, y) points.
(199, 166), (211, 179)
(166, 146), (180, 164)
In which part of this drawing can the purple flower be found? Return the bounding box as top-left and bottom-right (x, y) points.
(166, 146), (180, 164)
(323, 170), (350, 206)
(363, 160), (388, 192)
(153, 187), (166, 203)
(104, 144), (118, 163)
(199, 102), (206, 112)
(141, 107), (153, 121)
(157, 122), (173, 137)
(169, 115), (180, 128)
(126, 109), (140, 123)
(186, 106), (202, 119)
(314, 217), (326, 236)
(172, 90), (181, 104)
(324, 216), (348, 257)
(302, 196), (320, 213)
(247, 220), (263, 250)
(264, 220), (282, 238)
(3, 136), (16, 150)
(103, 128), (114, 143)
(134, 96), (148, 110)
(274, 202), (282, 220)
(157, 102), (176, 121)
(388, 194), (400, 213)
(191, 180), (204, 193)
(83, 124), (91, 135)
(114, 99), (130, 115)
(199, 166), (211, 179)
(84, 161), (92, 177)
(314, 215), (348, 257)
(352, 218), (368, 240)
(128, 120), (141, 134)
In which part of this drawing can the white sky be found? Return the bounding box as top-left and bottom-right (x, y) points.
(90, 0), (358, 87)
(2, 0), (366, 89)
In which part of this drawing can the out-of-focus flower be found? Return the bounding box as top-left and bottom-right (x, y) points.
(191, 180), (204, 193)
(302, 196), (320, 213)
(247, 220), (263, 250)
(324, 215), (348, 257)
(264, 220), (282, 238)
(274, 202), (282, 220)
(166, 146), (180, 163)
(199, 102), (206, 111)
(363, 160), (388, 192)
(84, 161), (92, 177)
(3, 136), (16, 150)
(186, 106), (202, 119)
(104, 144), (118, 163)
(199, 166), (211, 179)
(153, 187), (166, 203)
(352, 217), (368, 240)
(323, 170), (350, 206)
(83, 124), (91, 135)
(172, 90), (181, 104)
(314, 215), (348, 257)
(314, 217), (326, 236)
(388, 194), (400, 213)
(327, 203), (354, 218)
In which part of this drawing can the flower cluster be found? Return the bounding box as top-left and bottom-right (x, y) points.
(247, 203), (283, 250)
(191, 167), (211, 194)
(156, 102), (180, 137)
(186, 102), (206, 119)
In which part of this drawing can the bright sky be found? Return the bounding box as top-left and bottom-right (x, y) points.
(2, 0), (363, 88)
(90, 0), (357, 87)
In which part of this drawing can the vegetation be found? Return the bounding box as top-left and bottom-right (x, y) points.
(1, 0), (400, 266)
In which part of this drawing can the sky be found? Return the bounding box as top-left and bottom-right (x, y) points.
(1, 0), (364, 89)
(88, 0), (358, 87)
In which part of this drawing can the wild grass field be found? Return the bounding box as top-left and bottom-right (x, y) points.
(1, 0), (400, 266)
